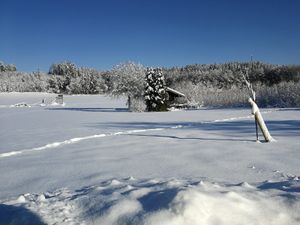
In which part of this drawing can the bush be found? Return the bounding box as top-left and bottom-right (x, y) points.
(129, 97), (146, 112)
(171, 81), (300, 108)
(255, 82), (300, 107)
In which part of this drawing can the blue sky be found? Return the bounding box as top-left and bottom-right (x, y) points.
(0, 0), (299, 72)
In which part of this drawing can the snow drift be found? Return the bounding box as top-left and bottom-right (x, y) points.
(2, 178), (300, 225)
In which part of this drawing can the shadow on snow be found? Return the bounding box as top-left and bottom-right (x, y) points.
(0, 204), (46, 225)
(125, 133), (253, 142)
(87, 120), (300, 137)
(46, 107), (128, 113)
(258, 180), (300, 193)
(138, 188), (179, 212)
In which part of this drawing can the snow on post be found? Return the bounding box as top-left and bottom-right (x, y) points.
(55, 94), (64, 105)
(248, 98), (274, 142)
(242, 69), (274, 142)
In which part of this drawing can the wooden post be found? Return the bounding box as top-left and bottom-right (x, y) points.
(127, 95), (131, 111)
(248, 98), (275, 142)
(55, 94), (64, 105)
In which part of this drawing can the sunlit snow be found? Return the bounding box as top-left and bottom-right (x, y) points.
(0, 93), (299, 225)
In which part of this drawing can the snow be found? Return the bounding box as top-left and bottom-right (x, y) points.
(0, 92), (300, 225)
(165, 87), (185, 97)
(2, 178), (300, 225)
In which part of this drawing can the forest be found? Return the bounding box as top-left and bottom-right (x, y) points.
(0, 60), (299, 109)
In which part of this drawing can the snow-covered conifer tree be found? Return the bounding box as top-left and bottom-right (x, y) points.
(145, 68), (167, 111)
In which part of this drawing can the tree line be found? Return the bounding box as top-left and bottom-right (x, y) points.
(0, 60), (299, 109)
(163, 61), (300, 88)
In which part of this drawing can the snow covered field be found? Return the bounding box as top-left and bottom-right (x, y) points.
(0, 92), (299, 225)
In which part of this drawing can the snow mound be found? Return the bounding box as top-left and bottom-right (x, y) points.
(49, 102), (66, 106)
(10, 102), (31, 108)
(1, 178), (299, 225)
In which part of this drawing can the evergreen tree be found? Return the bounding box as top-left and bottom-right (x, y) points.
(145, 68), (167, 111)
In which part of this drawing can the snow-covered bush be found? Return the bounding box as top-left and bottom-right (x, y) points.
(172, 81), (250, 108)
(110, 62), (145, 111)
(129, 97), (146, 112)
(145, 68), (168, 111)
(255, 81), (300, 107)
(171, 80), (300, 108)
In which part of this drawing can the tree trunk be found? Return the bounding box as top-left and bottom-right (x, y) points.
(127, 95), (131, 111)
(248, 98), (275, 142)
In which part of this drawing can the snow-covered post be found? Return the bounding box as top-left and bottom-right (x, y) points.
(242, 70), (261, 141)
(248, 98), (274, 142)
(55, 94), (64, 105)
(242, 69), (274, 142)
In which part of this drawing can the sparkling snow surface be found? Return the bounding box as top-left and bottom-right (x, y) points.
(0, 93), (299, 225)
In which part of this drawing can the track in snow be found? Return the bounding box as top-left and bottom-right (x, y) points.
(0, 126), (180, 158)
(1, 111), (277, 159)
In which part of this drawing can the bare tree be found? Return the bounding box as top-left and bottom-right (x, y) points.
(110, 62), (145, 111)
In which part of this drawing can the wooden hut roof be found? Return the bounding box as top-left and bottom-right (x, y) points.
(166, 87), (185, 97)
